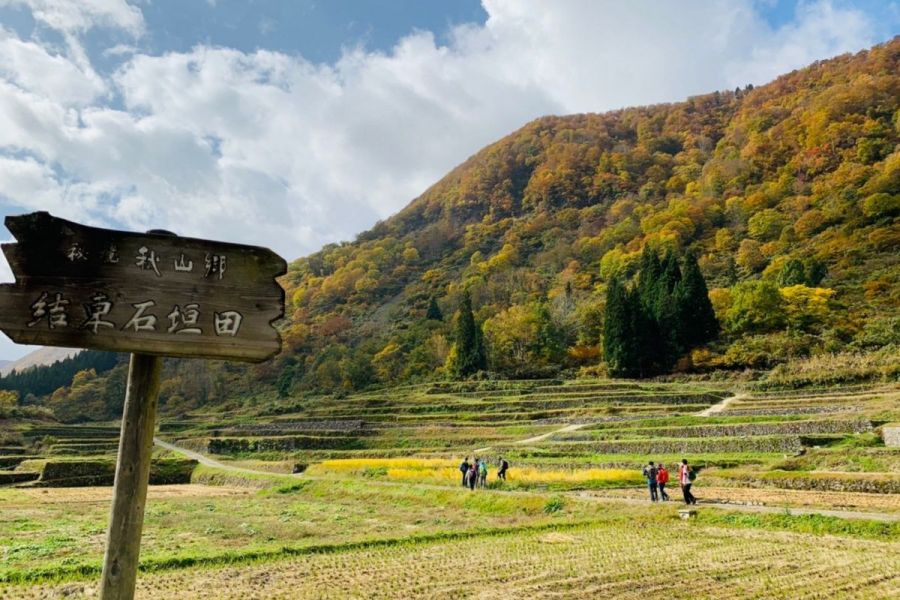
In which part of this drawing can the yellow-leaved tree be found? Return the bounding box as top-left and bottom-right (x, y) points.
(0, 389), (19, 409)
(779, 285), (836, 332)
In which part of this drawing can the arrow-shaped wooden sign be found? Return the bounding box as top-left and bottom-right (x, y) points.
(0, 211), (286, 362)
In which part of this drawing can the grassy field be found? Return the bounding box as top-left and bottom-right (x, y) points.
(1, 379), (899, 598)
(7, 517), (900, 598)
(0, 477), (622, 583)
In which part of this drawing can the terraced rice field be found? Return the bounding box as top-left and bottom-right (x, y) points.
(2, 379), (898, 598)
(150, 381), (899, 495)
(9, 521), (900, 599)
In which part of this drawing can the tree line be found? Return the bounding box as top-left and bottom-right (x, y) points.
(448, 248), (719, 379)
(0, 351), (120, 400)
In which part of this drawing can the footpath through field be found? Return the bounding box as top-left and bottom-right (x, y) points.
(471, 390), (747, 454)
(696, 392), (746, 417)
(573, 490), (900, 522)
(156, 437), (900, 523)
(474, 422), (587, 453)
(154, 438), (274, 476)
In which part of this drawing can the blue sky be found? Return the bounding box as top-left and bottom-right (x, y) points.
(0, 0), (490, 71)
(0, 0), (897, 360)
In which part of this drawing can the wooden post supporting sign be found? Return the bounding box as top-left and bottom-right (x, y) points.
(101, 354), (162, 599)
(0, 212), (286, 600)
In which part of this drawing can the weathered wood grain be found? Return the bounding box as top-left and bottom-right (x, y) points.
(100, 354), (162, 600)
(0, 212), (286, 362)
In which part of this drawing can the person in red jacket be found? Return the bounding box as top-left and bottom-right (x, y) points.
(656, 464), (670, 501)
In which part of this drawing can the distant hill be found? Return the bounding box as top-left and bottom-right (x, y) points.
(0, 347), (80, 376)
(273, 38), (898, 391)
(12, 38), (900, 421)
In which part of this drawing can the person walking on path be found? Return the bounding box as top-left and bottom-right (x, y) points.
(679, 459), (697, 505)
(657, 464), (670, 501)
(497, 457), (509, 481)
(467, 460), (478, 491)
(478, 457), (488, 488)
(642, 461), (659, 502)
(460, 457), (470, 487)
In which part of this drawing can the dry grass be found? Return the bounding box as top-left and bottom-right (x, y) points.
(7, 520), (900, 599)
(0, 485), (246, 505)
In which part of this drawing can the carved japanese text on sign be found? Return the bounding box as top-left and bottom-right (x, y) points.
(0, 212), (286, 362)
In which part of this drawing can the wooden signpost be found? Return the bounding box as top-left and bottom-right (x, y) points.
(0, 212), (286, 600)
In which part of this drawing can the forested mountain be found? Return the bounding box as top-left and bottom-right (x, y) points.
(12, 38), (900, 420)
(274, 38), (898, 388)
(0, 351), (121, 420)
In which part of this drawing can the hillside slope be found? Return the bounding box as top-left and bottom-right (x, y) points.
(6, 38), (899, 420)
(0, 348), (80, 376)
(274, 38), (898, 389)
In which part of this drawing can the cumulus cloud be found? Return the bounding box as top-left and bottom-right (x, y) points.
(0, 0), (143, 35)
(0, 0), (886, 263)
(0, 27), (106, 104)
(725, 0), (875, 86)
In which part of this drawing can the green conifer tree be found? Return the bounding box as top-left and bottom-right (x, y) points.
(777, 258), (807, 287)
(451, 291), (486, 377)
(426, 296), (443, 321)
(650, 282), (680, 371)
(635, 247), (676, 373)
(603, 277), (637, 377)
(675, 251), (719, 347)
(637, 246), (661, 306)
(630, 287), (659, 377)
(534, 300), (565, 364)
(659, 250), (682, 293)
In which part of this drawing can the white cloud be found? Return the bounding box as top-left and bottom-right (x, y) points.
(0, 238), (23, 361)
(0, 0), (143, 35)
(0, 0), (886, 263)
(0, 238), (12, 283)
(725, 1), (875, 86)
(0, 27), (105, 105)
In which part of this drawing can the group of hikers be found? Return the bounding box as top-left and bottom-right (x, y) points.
(459, 456), (509, 490)
(453, 455), (697, 503)
(642, 459), (698, 505)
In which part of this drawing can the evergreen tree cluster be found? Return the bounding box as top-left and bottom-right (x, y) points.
(776, 258), (827, 287)
(0, 351), (120, 399)
(449, 291), (487, 377)
(603, 248), (718, 377)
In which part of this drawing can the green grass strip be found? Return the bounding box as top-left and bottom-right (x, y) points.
(697, 509), (900, 541)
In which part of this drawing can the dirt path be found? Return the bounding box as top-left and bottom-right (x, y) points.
(474, 423), (587, 453)
(573, 490), (900, 522)
(696, 393), (746, 417)
(153, 437), (291, 477)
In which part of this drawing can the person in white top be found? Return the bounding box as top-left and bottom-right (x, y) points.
(679, 459), (697, 505)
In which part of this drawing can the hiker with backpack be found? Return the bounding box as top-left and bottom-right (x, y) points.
(657, 463), (670, 501)
(497, 457), (509, 481)
(460, 456), (470, 487)
(642, 461), (659, 502)
(679, 458), (697, 505)
(467, 459), (478, 490)
(478, 456), (488, 488)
